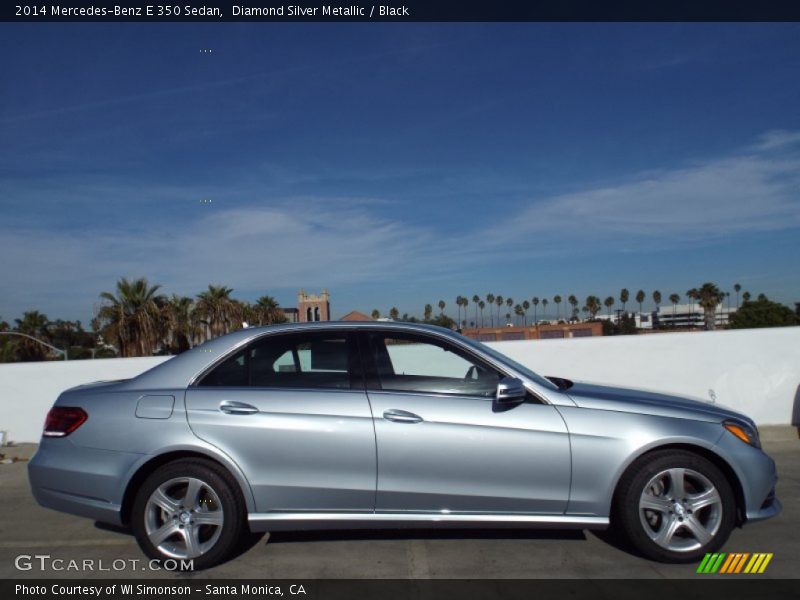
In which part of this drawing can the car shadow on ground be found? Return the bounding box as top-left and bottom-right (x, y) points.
(264, 528), (587, 544)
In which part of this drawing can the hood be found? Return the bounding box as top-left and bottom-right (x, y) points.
(564, 381), (753, 425)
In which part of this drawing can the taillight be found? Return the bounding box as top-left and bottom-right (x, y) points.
(43, 407), (88, 437)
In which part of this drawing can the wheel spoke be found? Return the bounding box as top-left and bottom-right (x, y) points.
(150, 487), (181, 514)
(652, 516), (681, 547)
(149, 521), (179, 547)
(683, 514), (713, 545)
(181, 525), (201, 558)
(640, 493), (672, 513)
(183, 478), (203, 508)
(667, 468), (686, 500)
(193, 510), (224, 527)
(687, 487), (721, 512)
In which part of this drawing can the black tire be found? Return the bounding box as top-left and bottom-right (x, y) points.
(131, 458), (247, 571)
(614, 449), (736, 563)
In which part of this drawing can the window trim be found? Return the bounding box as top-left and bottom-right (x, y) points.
(193, 330), (364, 391)
(359, 330), (508, 399)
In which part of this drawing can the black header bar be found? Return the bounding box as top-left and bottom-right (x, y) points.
(4, 0), (800, 22)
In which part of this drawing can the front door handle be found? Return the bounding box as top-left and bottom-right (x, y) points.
(383, 409), (423, 423)
(219, 400), (259, 415)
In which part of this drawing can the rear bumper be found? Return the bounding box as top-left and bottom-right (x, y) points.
(28, 438), (142, 526)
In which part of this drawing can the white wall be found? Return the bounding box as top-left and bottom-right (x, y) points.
(487, 326), (800, 426)
(1, 327), (798, 443)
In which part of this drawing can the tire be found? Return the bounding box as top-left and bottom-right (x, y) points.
(614, 449), (736, 563)
(131, 458), (247, 570)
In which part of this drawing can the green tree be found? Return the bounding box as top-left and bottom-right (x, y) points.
(13, 310), (52, 361)
(553, 295), (562, 321)
(389, 307), (399, 320)
(585, 295), (602, 319)
(635, 290), (646, 314)
(472, 294), (480, 327)
(604, 296), (615, 316)
(729, 295), (799, 329)
(253, 295), (286, 326)
(619, 288), (630, 314)
(164, 295), (200, 353)
(371, 309), (380, 320)
(438, 299), (446, 316)
(652, 290), (662, 315)
(695, 282), (725, 330)
(486, 294), (495, 327)
(514, 304), (523, 325)
(733, 283), (742, 308)
(541, 298), (549, 320)
(455, 296), (462, 325)
(531, 297), (539, 324)
(568, 295), (579, 320)
(495, 296), (504, 326)
(742, 291), (751, 303)
(669, 293), (680, 322)
(478, 300), (486, 327)
(195, 285), (242, 339)
(424, 303), (433, 321)
(97, 277), (164, 357)
(522, 300), (530, 326)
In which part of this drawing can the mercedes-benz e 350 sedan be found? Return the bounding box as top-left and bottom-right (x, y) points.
(29, 322), (779, 569)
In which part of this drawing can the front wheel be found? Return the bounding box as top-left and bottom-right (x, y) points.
(614, 450), (736, 563)
(131, 458), (247, 570)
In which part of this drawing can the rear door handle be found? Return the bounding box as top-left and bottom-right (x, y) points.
(219, 400), (259, 415)
(383, 409), (423, 423)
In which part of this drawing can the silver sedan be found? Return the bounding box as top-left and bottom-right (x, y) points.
(28, 321), (780, 569)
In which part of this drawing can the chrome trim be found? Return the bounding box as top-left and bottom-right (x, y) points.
(247, 511), (608, 532)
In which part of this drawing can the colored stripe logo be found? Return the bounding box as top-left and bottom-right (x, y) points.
(696, 552), (773, 574)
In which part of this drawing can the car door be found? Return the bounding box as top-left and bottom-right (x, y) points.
(361, 330), (571, 515)
(185, 330), (376, 513)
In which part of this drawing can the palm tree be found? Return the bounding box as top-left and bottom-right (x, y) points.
(424, 303), (433, 321)
(195, 284), (242, 339)
(742, 291), (751, 303)
(438, 299), (446, 316)
(478, 300), (486, 327)
(652, 290), (662, 312)
(604, 296), (614, 316)
(13, 310), (52, 361)
(97, 277), (164, 357)
(568, 295), (578, 321)
(635, 290), (645, 314)
(506, 298), (513, 321)
(389, 307), (400, 320)
(371, 309), (380, 320)
(619, 289), (630, 315)
(686, 288), (699, 327)
(585, 295), (602, 319)
(495, 295), (504, 325)
(696, 283), (725, 330)
(472, 295), (480, 327)
(669, 293), (680, 323)
(164, 295), (200, 353)
(486, 294), (495, 327)
(531, 297), (540, 324)
(522, 300), (530, 325)
(553, 295), (562, 321)
(252, 295), (285, 326)
(734, 283), (741, 308)
(455, 296), (462, 326)
(542, 298), (549, 320)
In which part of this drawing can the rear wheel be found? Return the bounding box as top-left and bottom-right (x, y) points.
(131, 458), (246, 570)
(615, 450), (736, 563)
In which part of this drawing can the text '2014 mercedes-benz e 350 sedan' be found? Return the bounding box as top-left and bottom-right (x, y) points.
(29, 322), (780, 569)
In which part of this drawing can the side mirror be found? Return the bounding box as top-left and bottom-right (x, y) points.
(495, 377), (526, 405)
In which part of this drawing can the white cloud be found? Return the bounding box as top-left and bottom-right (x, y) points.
(752, 129), (800, 151)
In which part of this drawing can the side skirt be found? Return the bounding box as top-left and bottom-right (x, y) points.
(247, 512), (609, 532)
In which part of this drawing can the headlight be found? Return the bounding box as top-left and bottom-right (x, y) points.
(723, 420), (761, 448)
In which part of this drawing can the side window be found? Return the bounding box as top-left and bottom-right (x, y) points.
(367, 333), (501, 397)
(198, 333), (356, 389)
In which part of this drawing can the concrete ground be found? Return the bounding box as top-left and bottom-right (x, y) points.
(1, 431), (797, 579)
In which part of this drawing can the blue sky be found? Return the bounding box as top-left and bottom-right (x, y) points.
(1, 23), (800, 323)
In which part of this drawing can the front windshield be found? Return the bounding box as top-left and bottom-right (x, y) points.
(457, 333), (559, 391)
